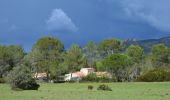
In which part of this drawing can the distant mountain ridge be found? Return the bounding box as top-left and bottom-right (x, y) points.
(123, 37), (170, 53)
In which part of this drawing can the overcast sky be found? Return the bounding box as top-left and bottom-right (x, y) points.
(0, 0), (170, 52)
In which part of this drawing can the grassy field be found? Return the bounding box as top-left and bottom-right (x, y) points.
(0, 82), (170, 100)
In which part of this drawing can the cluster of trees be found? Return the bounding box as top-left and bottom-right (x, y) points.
(1, 37), (170, 84)
(0, 45), (25, 78)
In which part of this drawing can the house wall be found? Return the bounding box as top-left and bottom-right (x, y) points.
(64, 68), (95, 81)
(80, 68), (95, 76)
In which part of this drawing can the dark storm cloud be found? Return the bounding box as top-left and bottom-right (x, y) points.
(0, 0), (170, 52)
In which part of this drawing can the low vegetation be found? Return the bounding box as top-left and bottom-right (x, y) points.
(137, 69), (170, 82)
(1, 83), (170, 100)
(7, 65), (39, 90)
(0, 77), (5, 83)
(81, 74), (115, 83)
(87, 85), (93, 90)
(97, 84), (112, 91)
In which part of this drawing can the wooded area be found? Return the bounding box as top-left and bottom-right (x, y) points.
(1, 37), (170, 89)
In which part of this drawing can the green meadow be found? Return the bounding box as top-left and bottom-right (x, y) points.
(0, 82), (170, 100)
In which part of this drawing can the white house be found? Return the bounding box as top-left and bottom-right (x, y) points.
(64, 68), (95, 81)
(80, 68), (95, 76)
(33, 72), (48, 81)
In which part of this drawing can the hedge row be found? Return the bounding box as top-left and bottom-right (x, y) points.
(81, 73), (116, 83)
(137, 69), (170, 82)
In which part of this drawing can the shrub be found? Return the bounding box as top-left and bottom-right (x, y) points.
(81, 73), (97, 82)
(7, 65), (40, 90)
(95, 76), (108, 83)
(97, 84), (112, 91)
(0, 77), (6, 83)
(137, 69), (170, 82)
(88, 85), (93, 90)
(81, 73), (114, 83)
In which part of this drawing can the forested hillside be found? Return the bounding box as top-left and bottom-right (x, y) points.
(123, 37), (170, 53)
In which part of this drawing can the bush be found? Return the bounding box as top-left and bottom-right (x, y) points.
(81, 73), (114, 83)
(81, 73), (97, 82)
(137, 69), (170, 82)
(97, 84), (112, 91)
(0, 77), (6, 83)
(97, 76), (116, 83)
(7, 65), (40, 90)
(88, 85), (93, 90)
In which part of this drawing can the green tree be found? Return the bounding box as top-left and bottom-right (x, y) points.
(126, 45), (144, 64)
(63, 44), (86, 72)
(7, 64), (40, 90)
(96, 60), (105, 71)
(103, 54), (132, 81)
(83, 41), (100, 67)
(30, 37), (64, 80)
(126, 45), (144, 80)
(0, 45), (9, 77)
(98, 38), (121, 57)
(0, 45), (25, 78)
(151, 44), (170, 68)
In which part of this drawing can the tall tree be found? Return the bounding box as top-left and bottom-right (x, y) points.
(126, 45), (144, 64)
(83, 41), (100, 67)
(63, 44), (86, 72)
(103, 54), (132, 81)
(98, 38), (122, 57)
(151, 44), (170, 68)
(0, 45), (24, 78)
(30, 37), (64, 80)
(126, 45), (144, 80)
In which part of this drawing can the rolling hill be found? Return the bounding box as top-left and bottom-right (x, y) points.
(123, 37), (170, 53)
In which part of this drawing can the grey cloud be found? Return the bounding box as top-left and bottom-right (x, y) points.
(120, 0), (170, 32)
(93, 0), (170, 32)
(46, 8), (78, 32)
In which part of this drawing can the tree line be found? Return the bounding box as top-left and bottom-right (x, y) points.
(1, 37), (170, 83)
